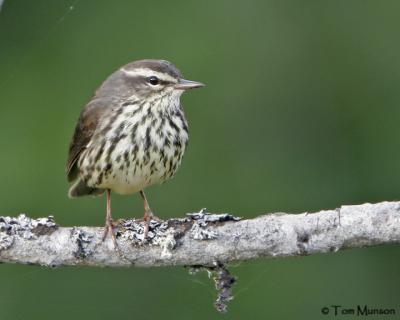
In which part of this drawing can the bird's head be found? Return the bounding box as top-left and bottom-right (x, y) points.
(96, 59), (204, 106)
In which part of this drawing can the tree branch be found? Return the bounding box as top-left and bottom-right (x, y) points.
(2, 201), (399, 313)
(1, 201), (399, 267)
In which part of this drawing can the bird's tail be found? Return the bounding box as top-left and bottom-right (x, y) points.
(68, 179), (105, 198)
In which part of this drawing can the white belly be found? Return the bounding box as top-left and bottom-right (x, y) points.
(97, 139), (179, 195)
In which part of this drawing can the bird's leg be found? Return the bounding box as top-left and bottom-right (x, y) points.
(102, 189), (119, 250)
(139, 190), (161, 238)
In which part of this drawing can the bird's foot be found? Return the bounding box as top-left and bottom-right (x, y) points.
(142, 211), (162, 239)
(102, 217), (120, 252)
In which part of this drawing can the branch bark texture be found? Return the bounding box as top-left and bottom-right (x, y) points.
(0, 201), (399, 267)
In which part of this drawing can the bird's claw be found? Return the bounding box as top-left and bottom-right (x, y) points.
(102, 218), (120, 252)
(142, 211), (161, 239)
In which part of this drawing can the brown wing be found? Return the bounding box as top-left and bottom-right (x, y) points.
(66, 98), (113, 182)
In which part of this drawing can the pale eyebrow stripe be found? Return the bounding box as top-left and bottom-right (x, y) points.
(120, 68), (176, 83)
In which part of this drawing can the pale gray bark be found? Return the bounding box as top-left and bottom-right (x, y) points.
(0, 201), (400, 267)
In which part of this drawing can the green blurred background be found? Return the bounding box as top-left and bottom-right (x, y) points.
(1, 0), (400, 319)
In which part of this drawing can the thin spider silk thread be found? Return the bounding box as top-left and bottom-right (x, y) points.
(0, 0), (79, 90)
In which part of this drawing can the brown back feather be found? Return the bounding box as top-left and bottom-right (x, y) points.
(66, 97), (113, 182)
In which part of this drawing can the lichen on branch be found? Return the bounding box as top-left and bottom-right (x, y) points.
(1, 201), (400, 312)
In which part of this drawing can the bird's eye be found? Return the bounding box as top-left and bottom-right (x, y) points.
(148, 76), (159, 86)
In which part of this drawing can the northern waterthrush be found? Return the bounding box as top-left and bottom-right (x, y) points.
(66, 59), (204, 247)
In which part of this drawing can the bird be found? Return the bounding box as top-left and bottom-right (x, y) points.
(66, 59), (204, 248)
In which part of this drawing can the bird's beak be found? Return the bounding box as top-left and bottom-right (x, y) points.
(174, 79), (205, 90)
